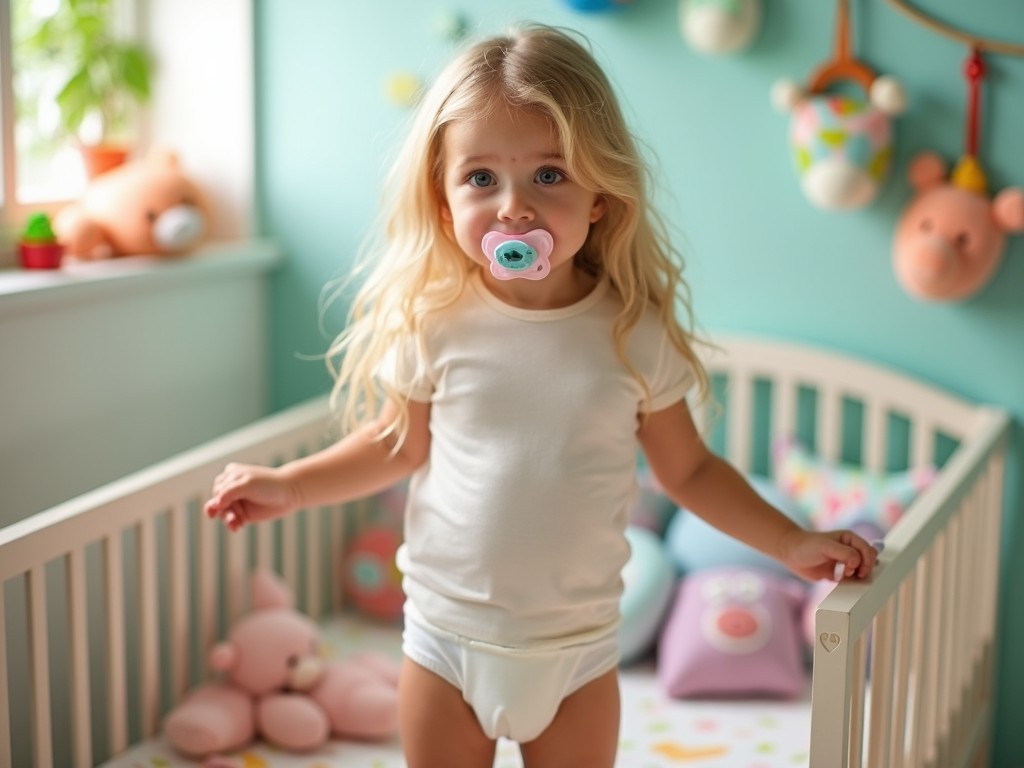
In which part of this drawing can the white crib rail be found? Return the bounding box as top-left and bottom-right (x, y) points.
(0, 397), (334, 768)
(810, 408), (1008, 768)
(702, 334), (1010, 768)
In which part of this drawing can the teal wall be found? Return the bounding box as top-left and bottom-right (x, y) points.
(255, 1), (1024, 763)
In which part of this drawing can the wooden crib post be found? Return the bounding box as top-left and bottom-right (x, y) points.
(810, 602), (856, 764)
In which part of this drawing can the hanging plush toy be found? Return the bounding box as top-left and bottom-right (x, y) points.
(679, 0), (762, 55)
(771, 0), (906, 210)
(892, 49), (1024, 302)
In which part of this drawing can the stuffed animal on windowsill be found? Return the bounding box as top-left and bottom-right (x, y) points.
(162, 569), (400, 762)
(54, 150), (211, 260)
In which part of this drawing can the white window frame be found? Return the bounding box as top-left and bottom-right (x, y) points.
(0, 0), (254, 270)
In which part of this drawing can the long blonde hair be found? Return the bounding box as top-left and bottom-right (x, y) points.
(326, 23), (708, 445)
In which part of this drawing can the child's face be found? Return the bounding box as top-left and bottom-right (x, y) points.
(440, 105), (606, 290)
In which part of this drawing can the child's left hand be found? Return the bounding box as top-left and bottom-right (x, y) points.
(779, 529), (880, 582)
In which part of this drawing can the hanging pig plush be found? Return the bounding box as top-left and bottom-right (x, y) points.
(892, 152), (1024, 302)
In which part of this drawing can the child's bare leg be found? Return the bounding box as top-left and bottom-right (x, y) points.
(518, 667), (620, 768)
(399, 657), (497, 768)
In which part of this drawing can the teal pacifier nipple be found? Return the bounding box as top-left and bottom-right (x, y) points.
(481, 229), (554, 281)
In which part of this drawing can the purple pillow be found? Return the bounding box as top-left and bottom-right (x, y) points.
(658, 567), (808, 699)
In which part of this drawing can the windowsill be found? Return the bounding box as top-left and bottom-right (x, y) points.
(0, 238), (282, 317)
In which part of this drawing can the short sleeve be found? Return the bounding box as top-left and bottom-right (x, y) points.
(643, 331), (695, 413)
(378, 336), (434, 402)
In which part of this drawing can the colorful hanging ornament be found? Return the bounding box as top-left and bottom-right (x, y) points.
(771, 0), (906, 211)
(891, 49), (1024, 302)
(679, 0), (762, 56)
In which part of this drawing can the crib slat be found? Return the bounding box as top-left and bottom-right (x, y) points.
(921, 541), (944, 764)
(0, 584), (9, 768)
(848, 633), (868, 766)
(771, 376), (797, 441)
(198, 500), (218, 654)
(66, 547), (92, 768)
(28, 565), (54, 768)
(938, 527), (956, 754)
(306, 509), (323, 619)
(257, 522), (274, 571)
(888, 571), (916, 768)
(226, 521), (247, 625)
(137, 516), (160, 738)
(908, 551), (932, 766)
(105, 532), (128, 754)
(863, 402), (888, 472)
(910, 419), (934, 467)
(169, 502), (190, 702)
(282, 514), (299, 594)
(332, 506), (347, 613)
(953, 504), (972, 754)
(867, 596), (897, 766)
(818, 387), (841, 461)
(726, 369), (752, 470)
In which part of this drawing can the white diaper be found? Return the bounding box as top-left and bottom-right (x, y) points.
(402, 610), (620, 743)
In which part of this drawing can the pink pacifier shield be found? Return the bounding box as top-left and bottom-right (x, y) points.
(481, 229), (553, 280)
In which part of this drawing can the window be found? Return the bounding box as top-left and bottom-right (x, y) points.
(0, 0), (142, 241)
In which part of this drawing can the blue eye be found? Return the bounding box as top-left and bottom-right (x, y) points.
(536, 168), (564, 185)
(468, 171), (494, 188)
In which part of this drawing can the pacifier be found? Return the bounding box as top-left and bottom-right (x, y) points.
(481, 229), (553, 281)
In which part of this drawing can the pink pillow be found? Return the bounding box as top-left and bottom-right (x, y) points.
(658, 568), (808, 699)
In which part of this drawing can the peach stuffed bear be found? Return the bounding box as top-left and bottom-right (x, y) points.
(163, 569), (400, 760)
(892, 152), (1024, 301)
(54, 151), (210, 260)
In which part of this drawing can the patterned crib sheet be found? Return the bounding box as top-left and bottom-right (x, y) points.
(101, 614), (811, 768)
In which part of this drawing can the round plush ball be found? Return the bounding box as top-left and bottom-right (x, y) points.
(665, 475), (808, 576)
(619, 525), (676, 665)
(344, 526), (405, 621)
(680, 0), (761, 55)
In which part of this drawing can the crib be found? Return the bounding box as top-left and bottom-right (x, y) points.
(0, 334), (1009, 768)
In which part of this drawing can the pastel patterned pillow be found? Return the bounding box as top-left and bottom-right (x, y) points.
(772, 438), (936, 531)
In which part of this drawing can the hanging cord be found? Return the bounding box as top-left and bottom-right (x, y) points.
(951, 46), (989, 194)
(963, 47), (985, 158)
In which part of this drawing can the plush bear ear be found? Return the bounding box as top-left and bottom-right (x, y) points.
(208, 641), (237, 672)
(250, 568), (294, 611)
(908, 152), (947, 191)
(993, 187), (1024, 234)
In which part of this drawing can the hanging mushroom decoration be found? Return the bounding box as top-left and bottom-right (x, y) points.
(771, 0), (907, 211)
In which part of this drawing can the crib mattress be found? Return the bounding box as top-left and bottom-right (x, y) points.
(101, 613), (812, 768)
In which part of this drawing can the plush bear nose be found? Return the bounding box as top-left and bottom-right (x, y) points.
(153, 204), (206, 251)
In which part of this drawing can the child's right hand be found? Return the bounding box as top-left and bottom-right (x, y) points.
(204, 462), (299, 531)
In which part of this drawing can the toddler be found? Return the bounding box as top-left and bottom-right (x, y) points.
(205, 23), (878, 768)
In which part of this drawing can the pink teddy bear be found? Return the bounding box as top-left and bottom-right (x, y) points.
(163, 569), (400, 760)
(892, 152), (1024, 301)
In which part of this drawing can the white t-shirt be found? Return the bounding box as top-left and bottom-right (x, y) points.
(387, 273), (694, 646)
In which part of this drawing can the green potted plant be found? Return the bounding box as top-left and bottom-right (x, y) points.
(18, 212), (65, 269)
(22, 0), (153, 178)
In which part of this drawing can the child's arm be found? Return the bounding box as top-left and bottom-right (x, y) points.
(637, 399), (878, 581)
(204, 399), (431, 531)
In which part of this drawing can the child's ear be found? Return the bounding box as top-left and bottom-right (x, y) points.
(590, 195), (608, 223)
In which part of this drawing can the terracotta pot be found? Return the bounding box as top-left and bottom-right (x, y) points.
(19, 241), (65, 269)
(79, 143), (130, 179)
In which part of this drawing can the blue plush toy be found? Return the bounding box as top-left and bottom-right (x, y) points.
(665, 474), (810, 577)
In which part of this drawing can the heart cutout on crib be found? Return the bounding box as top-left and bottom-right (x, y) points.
(819, 632), (842, 652)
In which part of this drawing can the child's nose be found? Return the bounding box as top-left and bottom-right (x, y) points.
(498, 184), (535, 222)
